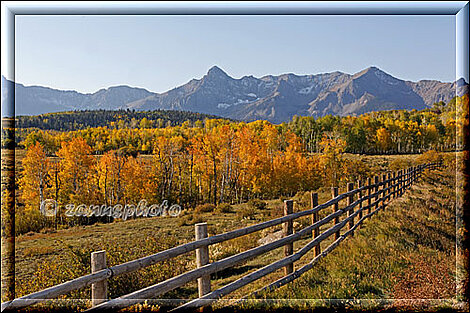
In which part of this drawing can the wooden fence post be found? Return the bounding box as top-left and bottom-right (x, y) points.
(347, 182), (354, 235)
(404, 168), (407, 190)
(411, 166), (414, 184)
(409, 167), (412, 186)
(381, 174), (387, 209)
(403, 169), (406, 194)
(408, 167), (411, 188)
(332, 187), (340, 240)
(399, 170), (403, 196)
(402, 168), (408, 189)
(195, 223), (211, 298)
(387, 173), (391, 202)
(396, 170), (400, 196)
(357, 180), (363, 220)
(311, 192), (320, 257)
(407, 168), (410, 189)
(367, 177), (372, 214)
(374, 176), (379, 210)
(283, 200), (294, 275)
(91, 250), (107, 307)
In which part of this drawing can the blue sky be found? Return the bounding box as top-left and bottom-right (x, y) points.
(14, 15), (456, 94)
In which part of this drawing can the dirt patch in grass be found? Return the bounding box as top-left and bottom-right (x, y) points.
(391, 254), (456, 299)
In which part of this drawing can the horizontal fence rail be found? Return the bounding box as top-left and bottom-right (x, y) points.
(2, 161), (442, 312)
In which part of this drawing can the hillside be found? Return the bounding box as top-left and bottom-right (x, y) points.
(4, 67), (467, 123)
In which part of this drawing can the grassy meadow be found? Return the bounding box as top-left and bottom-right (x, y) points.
(237, 164), (459, 312)
(11, 151), (463, 312)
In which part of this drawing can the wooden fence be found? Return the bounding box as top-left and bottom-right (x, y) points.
(1, 162), (442, 312)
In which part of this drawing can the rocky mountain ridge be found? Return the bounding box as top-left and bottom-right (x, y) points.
(3, 66), (465, 123)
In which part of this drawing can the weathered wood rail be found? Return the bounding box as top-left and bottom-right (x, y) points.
(2, 161), (442, 312)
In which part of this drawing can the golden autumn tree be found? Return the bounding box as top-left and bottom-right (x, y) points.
(57, 138), (96, 205)
(95, 150), (128, 205)
(190, 128), (223, 205)
(153, 135), (185, 202)
(376, 127), (392, 153)
(121, 155), (155, 204)
(212, 124), (237, 204)
(237, 125), (269, 198)
(318, 134), (347, 187)
(48, 157), (63, 210)
(283, 132), (320, 193)
(20, 142), (51, 212)
(420, 124), (439, 151)
(273, 132), (300, 195)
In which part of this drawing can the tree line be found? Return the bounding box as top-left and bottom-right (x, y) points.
(16, 109), (227, 131)
(18, 120), (376, 233)
(16, 95), (467, 156)
(289, 95), (467, 154)
(16, 95), (466, 233)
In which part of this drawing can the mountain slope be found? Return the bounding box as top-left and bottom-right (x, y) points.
(307, 67), (428, 117)
(3, 66), (465, 122)
(3, 76), (154, 116)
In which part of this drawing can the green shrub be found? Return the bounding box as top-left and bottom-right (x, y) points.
(15, 208), (55, 235)
(389, 158), (412, 172)
(416, 149), (443, 165)
(247, 199), (267, 210)
(216, 203), (233, 213)
(177, 215), (192, 227)
(346, 158), (373, 182)
(194, 203), (216, 213)
(177, 214), (205, 226)
(237, 205), (257, 220)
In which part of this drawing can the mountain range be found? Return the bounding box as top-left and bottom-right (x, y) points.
(2, 66), (467, 123)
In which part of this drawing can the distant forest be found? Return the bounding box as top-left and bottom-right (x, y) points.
(12, 95), (467, 156)
(16, 109), (229, 131)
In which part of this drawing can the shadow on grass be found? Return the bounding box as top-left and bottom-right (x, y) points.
(211, 265), (263, 280)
